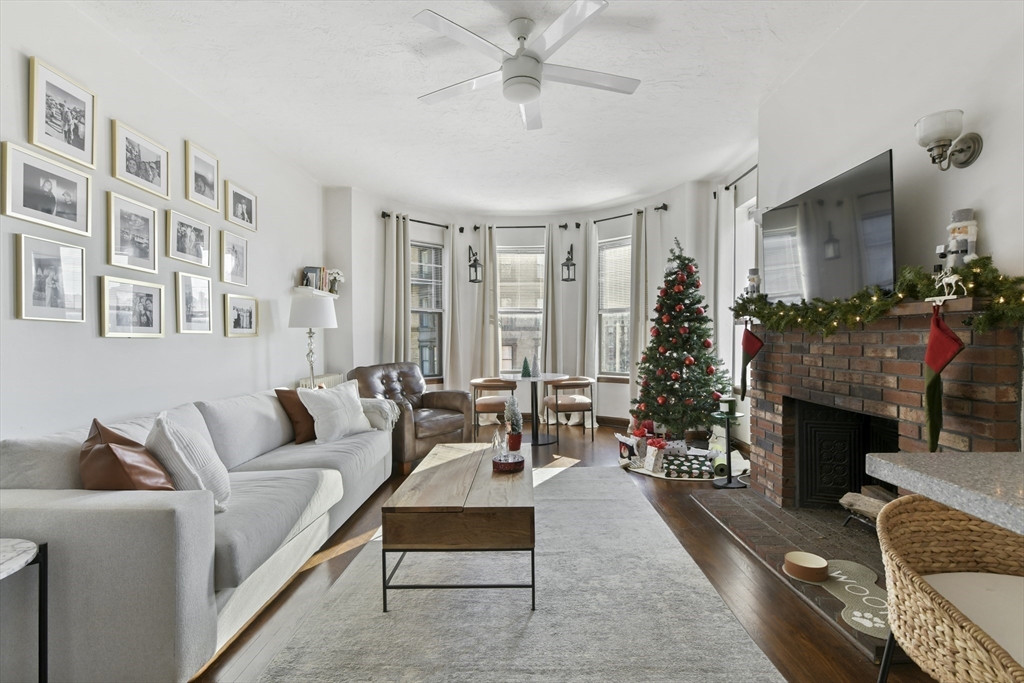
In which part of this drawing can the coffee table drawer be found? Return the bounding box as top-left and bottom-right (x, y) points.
(382, 509), (534, 551)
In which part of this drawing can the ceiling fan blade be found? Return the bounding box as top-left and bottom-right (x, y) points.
(520, 101), (542, 130)
(526, 0), (608, 63)
(543, 63), (639, 94)
(414, 10), (511, 64)
(419, 70), (502, 104)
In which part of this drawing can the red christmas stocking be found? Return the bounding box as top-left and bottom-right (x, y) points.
(740, 327), (765, 401)
(925, 306), (965, 452)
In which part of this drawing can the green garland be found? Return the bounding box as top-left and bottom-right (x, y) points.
(731, 256), (1024, 335)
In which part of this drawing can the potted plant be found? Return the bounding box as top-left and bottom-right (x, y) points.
(504, 396), (523, 452)
(327, 268), (345, 295)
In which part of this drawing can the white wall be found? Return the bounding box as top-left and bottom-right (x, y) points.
(0, 3), (324, 437)
(759, 1), (1024, 276)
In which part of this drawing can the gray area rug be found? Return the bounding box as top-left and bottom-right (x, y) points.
(259, 467), (783, 682)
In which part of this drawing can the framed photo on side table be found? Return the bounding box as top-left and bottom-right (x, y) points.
(185, 141), (219, 212)
(176, 272), (212, 334)
(17, 234), (85, 322)
(112, 120), (169, 199)
(108, 192), (158, 273)
(167, 210), (211, 267)
(225, 294), (258, 337)
(3, 142), (91, 236)
(225, 180), (257, 231)
(29, 57), (97, 168)
(221, 230), (248, 286)
(102, 275), (164, 338)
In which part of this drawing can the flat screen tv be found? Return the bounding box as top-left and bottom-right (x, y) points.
(760, 150), (895, 303)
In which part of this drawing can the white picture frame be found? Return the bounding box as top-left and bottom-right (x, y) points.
(2, 142), (91, 236)
(176, 272), (213, 334)
(221, 230), (248, 286)
(17, 234), (86, 323)
(225, 294), (258, 337)
(108, 191), (158, 274)
(225, 180), (257, 231)
(112, 120), (170, 200)
(29, 57), (97, 168)
(185, 141), (219, 212)
(102, 275), (164, 338)
(167, 210), (211, 268)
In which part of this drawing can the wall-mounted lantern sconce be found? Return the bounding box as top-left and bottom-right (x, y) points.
(561, 244), (576, 282)
(468, 246), (483, 283)
(915, 109), (983, 171)
(823, 221), (841, 261)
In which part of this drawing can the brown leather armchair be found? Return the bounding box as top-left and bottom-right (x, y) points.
(347, 363), (471, 475)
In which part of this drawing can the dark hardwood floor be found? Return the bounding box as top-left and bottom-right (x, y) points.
(196, 424), (932, 683)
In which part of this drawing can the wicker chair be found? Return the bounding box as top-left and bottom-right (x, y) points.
(469, 377), (517, 440)
(541, 376), (595, 444)
(876, 494), (1024, 683)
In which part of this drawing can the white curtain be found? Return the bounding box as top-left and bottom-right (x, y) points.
(713, 186), (735, 357)
(382, 213), (410, 363)
(569, 218), (599, 427)
(473, 224), (501, 379)
(539, 223), (561, 424)
(627, 210), (648, 400)
(443, 223), (464, 390)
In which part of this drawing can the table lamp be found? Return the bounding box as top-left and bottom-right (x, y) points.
(288, 294), (337, 389)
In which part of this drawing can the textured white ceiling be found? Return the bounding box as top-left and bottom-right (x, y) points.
(76, 1), (859, 215)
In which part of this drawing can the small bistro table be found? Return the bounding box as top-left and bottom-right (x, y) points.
(0, 538), (47, 682)
(499, 372), (568, 448)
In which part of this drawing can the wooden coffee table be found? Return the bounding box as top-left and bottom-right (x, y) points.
(380, 443), (535, 612)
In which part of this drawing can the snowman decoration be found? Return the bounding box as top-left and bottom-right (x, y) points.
(936, 208), (979, 268)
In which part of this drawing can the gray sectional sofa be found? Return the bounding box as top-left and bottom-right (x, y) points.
(0, 389), (395, 683)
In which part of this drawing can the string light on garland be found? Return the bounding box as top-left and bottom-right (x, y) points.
(731, 256), (1023, 335)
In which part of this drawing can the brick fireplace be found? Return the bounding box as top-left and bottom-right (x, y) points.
(746, 298), (1023, 507)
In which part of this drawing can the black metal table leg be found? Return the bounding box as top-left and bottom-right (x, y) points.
(27, 543), (48, 683)
(381, 548), (387, 613)
(877, 631), (896, 683)
(531, 549), (536, 611)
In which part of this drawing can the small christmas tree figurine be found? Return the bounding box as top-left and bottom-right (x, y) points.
(631, 238), (732, 435)
(521, 357), (532, 378)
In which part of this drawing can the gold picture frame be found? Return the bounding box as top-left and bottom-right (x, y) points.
(101, 275), (165, 338)
(176, 272), (213, 334)
(224, 293), (258, 337)
(224, 180), (257, 231)
(221, 230), (248, 286)
(29, 57), (97, 168)
(185, 140), (220, 212)
(111, 120), (170, 200)
(108, 191), (159, 274)
(167, 210), (212, 268)
(17, 233), (86, 323)
(2, 141), (92, 236)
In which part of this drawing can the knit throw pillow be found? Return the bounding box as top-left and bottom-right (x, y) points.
(298, 380), (372, 444)
(146, 412), (231, 512)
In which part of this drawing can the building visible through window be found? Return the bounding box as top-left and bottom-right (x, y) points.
(410, 243), (442, 377)
(497, 247), (544, 372)
(599, 237), (631, 374)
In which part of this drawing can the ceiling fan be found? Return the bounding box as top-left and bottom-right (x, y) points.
(414, 0), (640, 130)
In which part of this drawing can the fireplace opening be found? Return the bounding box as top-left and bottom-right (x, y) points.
(794, 399), (898, 508)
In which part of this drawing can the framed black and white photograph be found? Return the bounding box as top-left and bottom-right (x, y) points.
(17, 234), (85, 323)
(221, 230), (248, 286)
(225, 293), (258, 337)
(108, 192), (158, 273)
(167, 210), (211, 267)
(112, 120), (169, 199)
(2, 142), (91, 236)
(225, 180), (257, 231)
(176, 272), (212, 334)
(102, 275), (164, 338)
(29, 57), (97, 168)
(185, 141), (219, 212)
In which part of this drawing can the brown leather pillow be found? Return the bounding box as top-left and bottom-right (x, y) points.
(275, 388), (316, 444)
(80, 419), (175, 491)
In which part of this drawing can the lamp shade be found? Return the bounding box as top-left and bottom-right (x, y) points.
(915, 109), (963, 147)
(288, 295), (337, 329)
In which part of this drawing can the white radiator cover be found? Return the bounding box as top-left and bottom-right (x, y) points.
(299, 373), (347, 389)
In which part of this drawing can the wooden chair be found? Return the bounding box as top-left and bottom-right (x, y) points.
(542, 376), (595, 445)
(875, 494), (1024, 683)
(469, 377), (517, 440)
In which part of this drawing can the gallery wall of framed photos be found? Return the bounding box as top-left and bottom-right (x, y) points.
(0, 2), (326, 438)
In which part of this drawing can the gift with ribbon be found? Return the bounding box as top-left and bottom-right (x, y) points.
(644, 437), (666, 473)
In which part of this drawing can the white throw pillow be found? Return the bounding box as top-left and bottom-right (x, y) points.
(298, 380), (372, 444)
(146, 412), (232, 512)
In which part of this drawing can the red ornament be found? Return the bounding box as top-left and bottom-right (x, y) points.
(658, 346), (667, 354)
(642, 379), (650, 387)
(706, 365), (716, 375)
(673, 284), (684, 293)
(638, 403), (646, 411)
(678, 326), (689, 335)
(695, 279), (702, 289)
(695, 307), (705, 316)
(712, 391), (723, 401)
(661, 314), (671, 324)
(676, 272), (687, 283)
(656, 368), (665, 376)
(670, 371), (681, 381)
(683, 355), (695, 366)
(703, 339), (713, 349)
(657, 396), (667, 406)
(684, 398), (695, 405)
(659, 288), (668, 297)
(675, 304), (684, 313)
(641, 354), (647, 362)
(651, 327), (660, 337)
(670, 337), (677, 344)
(686, 264), (695, 274)
(655, 304), (662, 312)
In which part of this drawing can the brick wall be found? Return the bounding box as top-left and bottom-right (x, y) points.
(747, 302), (1022, 507)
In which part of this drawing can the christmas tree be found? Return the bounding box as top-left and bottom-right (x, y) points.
(631, 239), (732, 435)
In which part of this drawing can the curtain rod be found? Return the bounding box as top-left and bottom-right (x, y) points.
(594, 203), (668, 224)
(496, 225), (546, 229)
(725, 164), (757, 191)
(380, 211), (449, 229)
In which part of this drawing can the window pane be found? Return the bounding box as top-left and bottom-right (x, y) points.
(500, 312), (542, 372)
(498, 248), (544, 309)
(410, 281), (442, 311)
(762, 228), (803, 303)
(410, 243), (443, 377)
(600, 311), (630, 374)
(599, 239), (631, 310)
(410, 311), (442, 377)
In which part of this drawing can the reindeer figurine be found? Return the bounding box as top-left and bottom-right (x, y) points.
(927, 267), (968, 304)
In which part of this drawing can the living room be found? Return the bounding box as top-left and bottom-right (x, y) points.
(1, 1), (1022, 682)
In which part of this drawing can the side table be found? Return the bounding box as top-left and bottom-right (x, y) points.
(0, 539), (47, 682)
(711, 411), (747, 489)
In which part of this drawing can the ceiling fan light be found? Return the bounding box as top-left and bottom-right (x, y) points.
(503, 76), (541, 104)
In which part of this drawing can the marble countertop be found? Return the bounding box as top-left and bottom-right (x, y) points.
(0, 538), (39, 580)
(866, 452), (1024, 535)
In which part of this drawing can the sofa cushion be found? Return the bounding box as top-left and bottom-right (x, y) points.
(0, 403), (209, 490)
(196, 391), (294, 469)
(275, 388), (316, 444)
(214, 468), (342, 590)
(414, 408), (464, 438)
(80, 419), (175, 491)
(147, 413), (232, 512)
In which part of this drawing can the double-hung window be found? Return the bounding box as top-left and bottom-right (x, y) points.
(598, 237), (631, 375)
(497, 246), (544, 372)
(410, 243), (443, 377)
